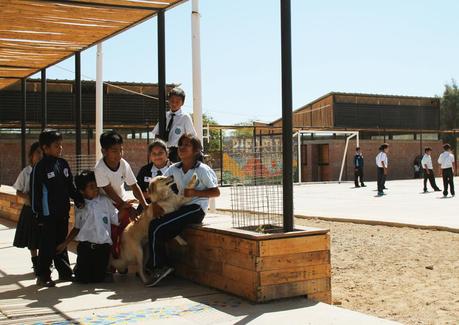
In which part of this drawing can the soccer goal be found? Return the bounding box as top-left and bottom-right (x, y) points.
(293, 130), (360, 184)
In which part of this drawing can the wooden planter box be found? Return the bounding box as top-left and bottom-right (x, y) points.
(168, 216), (331, 304)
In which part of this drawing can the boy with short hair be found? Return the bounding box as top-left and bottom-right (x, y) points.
(152, 87), (197, 162)
(31, 130), (84, 287)
(57, 170), (118, 283)
(353, 147), (366, 187)
(375, 143), (389, 196)
(421, 147), (441, 193)
(438, 143), (455, 197)
(94, 131), (148, 259)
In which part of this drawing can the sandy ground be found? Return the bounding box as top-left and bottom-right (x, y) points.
(294, 217), (459, 325)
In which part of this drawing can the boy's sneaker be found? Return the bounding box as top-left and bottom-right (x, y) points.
(36, 277), (56, 287)
(377, 191), (384, 196)
(145, 267), (174, 287)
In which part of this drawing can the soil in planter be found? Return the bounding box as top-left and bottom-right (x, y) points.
(238, 224), (302, 234)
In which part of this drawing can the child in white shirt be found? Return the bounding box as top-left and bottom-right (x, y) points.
(13, 142), (42, 275)
(152, 88), (197, 162)
(94, 131), (148, 260)
(375, 143), (389, 196)
(437, 143), (455, 197)
(421, 147), (441, 193)
(57, 171), (118, 283)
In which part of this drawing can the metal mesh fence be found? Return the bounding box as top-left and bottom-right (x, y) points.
(65, 154), (97, 175)
(229, 147), (286, 232)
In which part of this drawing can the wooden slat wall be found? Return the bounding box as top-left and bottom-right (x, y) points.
(0, 0), (184, 89)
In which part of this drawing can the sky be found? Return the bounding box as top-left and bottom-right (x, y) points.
(36, 0), (459, 125)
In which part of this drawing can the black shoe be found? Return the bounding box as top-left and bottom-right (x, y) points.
(434, 189), (442, 192)
(145, 267), (174, 287)
(377, 191), (384, 196)
(355, 185), (361, 188)
(36, 277), (56, 287)
(361, 184), (366, 187)
(423, 189), (428, 193)
(58, 274), (75, 282)
(103, 272), (115, 283)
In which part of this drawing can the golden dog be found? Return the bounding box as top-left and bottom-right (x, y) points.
(110, 174), (197, 283)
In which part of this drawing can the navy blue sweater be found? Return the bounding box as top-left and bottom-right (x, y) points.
(31, 155), (83, 218)
(354, 154), (364, 168)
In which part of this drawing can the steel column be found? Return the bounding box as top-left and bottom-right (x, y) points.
(157, 10), (167, 139)
(280, 0), (294, 232)
(41, 69), (47, 129)
(21, 79), (27, 169)
(75, 52), (82, 168)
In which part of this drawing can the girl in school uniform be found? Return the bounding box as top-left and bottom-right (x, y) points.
(136, 139), (171, 200)
(12, 142), (42, 274)
(145, 133), (220, 287)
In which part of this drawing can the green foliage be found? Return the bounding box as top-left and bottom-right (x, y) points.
(440, 80), (459, 145)
(202, 113), (220, 153)
(440, 79), (459, 130)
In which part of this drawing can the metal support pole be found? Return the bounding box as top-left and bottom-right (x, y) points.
(96, 43), (103, 161)
(297, 131), (301, 183)
(220, 129), (223, 187)
(280, 0), (294, 232)
(21, 79), (27, 169)
(339, 133), (357, 183)
(41, 69), (47, 130)
(157, 10), (167, 140)
(192, 0), (203, 142)
(75, 52), (82, 168)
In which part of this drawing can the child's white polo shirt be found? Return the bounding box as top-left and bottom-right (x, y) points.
(94, 158), (137, 201)
(75, 195), (119, 244)
(152, 108), (197, 147)
(13, 165), (33, 194)
(421, 154), (433, 169)
(438, 151), (455, 169)
(164, 161), (218, 212)
(376, 152), (388, 168)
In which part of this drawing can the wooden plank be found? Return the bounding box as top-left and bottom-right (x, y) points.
(258, 277), (331, 302)
(307, 291), (332, 304)
(175, 265), (257, 301)
(257, 250), (330, 271)
(259, 234), (330, 256)
(259, 264), (331, 286)
(221, 264), (257, 287)
(183, 229), (258, 255)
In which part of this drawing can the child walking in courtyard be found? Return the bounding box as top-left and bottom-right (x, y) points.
(438, 143), (455, 197)
(421, 147), (441, 193)
(31, 130), (84, 287)
(94, 131), (148, 261)
(354, 147), (366, 187)
(376, 143), (389, 196)
(146, 134), (220, 287)
(13, 142), (42, 275)
(152, 88), (197, 162)
(56, 171), (118, 283)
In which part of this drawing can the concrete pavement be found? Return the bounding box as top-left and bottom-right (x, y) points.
(216, 177), (459, 232)
(0, 219), (398, 325)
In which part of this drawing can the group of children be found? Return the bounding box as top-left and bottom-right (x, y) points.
(354, 143), (456, 197)
(13, 87), (219, 288)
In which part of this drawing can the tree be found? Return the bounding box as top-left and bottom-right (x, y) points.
(440, 80), (459, 146)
